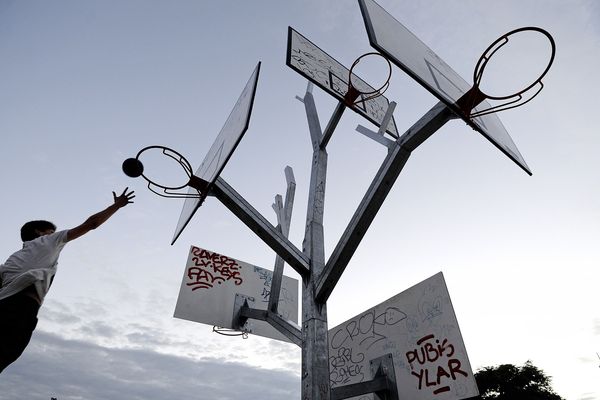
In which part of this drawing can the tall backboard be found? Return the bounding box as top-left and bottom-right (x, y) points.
(172, 62), (261, 244)
(287, 27), (399, 138)
(174, 246), (299, 342)
(328, 272), (478, 400)
(358, 0), (531, 175)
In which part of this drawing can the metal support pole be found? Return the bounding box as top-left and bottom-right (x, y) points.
(377, 101), (397, 136)
(268, 167), (296, 313)
(316, 101), (455, 303)
(301, 87), (331, 400)
(212, 177), (310, 277)
(320, 101), (347, 149)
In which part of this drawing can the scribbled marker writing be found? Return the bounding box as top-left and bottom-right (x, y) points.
(329, 347), (365, 385)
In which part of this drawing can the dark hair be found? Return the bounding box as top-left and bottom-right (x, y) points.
(20, 220), (57, 242)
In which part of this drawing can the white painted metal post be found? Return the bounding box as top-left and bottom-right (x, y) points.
(300, 84), (331, 400)
(268, 167), (296, 313)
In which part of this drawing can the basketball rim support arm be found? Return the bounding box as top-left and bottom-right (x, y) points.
(315, 100), (457, 304)
(213, 167), (304, 345)
(209, 178), (310, 278)
(211, 175), (306, 344)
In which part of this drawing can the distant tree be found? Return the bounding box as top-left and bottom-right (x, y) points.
(474, 361), (564, 400)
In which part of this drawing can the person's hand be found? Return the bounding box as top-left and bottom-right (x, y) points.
(113, 188), (135, 208)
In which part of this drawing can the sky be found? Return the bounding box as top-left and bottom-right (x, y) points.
(1, 0), (599, 399)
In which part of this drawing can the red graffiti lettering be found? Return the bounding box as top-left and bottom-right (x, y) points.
(186, 247), (243, 290)
(448, 358), (468, 380)
(405, 334), (469, 396)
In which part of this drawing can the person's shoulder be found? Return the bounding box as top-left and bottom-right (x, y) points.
(53, 230), (69, 243)
(42, 230), (69, 246)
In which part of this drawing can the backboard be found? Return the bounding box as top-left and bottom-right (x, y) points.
(328, 272), (478, 400)
(358, 0), (531, 175)
(287, 27), (399, 138)
(174, 246), (299, 342)
(172, 62), (261, 244)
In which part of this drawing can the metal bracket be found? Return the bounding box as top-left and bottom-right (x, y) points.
(232, 293), (303, 346)
(212, 177), (310, 278)
(370, 354), (399, 400)
(356, 124), (396, 149)
(232, 294), (256, 334)
(330, 353), (399, 400)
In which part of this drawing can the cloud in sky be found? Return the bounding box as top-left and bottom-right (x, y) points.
(36, 297), (302, 374)
(1, 330), (299, 400)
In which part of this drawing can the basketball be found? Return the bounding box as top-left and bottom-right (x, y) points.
(122, 158), (144, 178)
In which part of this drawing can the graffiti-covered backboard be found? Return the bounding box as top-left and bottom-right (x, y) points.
(287, 27), (399, 138)
(328, 272), (478, 400)
(174, 246), (299, 342)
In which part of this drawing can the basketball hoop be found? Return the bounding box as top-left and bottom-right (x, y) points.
(345, 52), (392, 106)
(212, 326), (249, 339)
(457, 27), (556, 118)
(122, 146), (209, 199)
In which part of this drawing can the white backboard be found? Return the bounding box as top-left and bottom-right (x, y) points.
(172, 62), (261, 244)
(174, 246), (299, 343)
(287, 27), (399, 138)
(328, 272), (478, 400)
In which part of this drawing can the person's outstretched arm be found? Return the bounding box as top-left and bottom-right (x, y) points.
(66, 188), (135, 242)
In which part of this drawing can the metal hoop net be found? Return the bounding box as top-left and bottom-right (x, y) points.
(464, 27), (555, 118)
(212, 326), (249, 339)
(134, 146), (206, 199)
(345, 52), (392, 106)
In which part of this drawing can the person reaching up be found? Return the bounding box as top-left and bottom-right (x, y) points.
(0, 188), (135, 373)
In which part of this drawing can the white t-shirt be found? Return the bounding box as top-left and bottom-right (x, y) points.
(0, 230), (68, 303)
